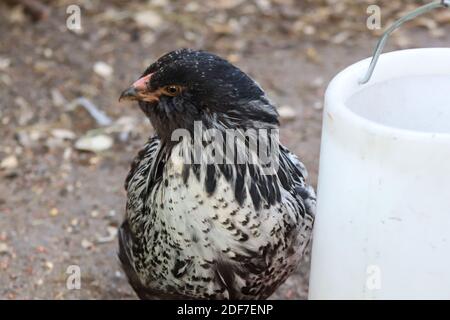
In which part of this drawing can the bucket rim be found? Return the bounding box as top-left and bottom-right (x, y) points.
(325, 47), (450, 141)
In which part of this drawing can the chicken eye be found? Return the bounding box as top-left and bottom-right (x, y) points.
(163, 85), (182, 96)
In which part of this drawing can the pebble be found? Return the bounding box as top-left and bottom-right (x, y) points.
(0, 243), (10, 254)
(49, 208), (59, 217)
(51, 129), (76, 141)
(331, 31), (351, 44)
(50, 89), (67, 107)
(93, 61), (113, 79)
(0, 156), (18, 170)
(36, 246), (47, 254)
(278, 105), (297, 121)
(81, 239), (93, 249)
(44, 261), (54, 271)
(134, 10), (163, 29)
(311, 77), (324, 89)
(90, 210), (99, 218)
(75, 134), (113, 153)
(43, 48), (53, 58)
(96, 226), (118, 243)
(313, 101), (323, 110)
(305, 47), (320, 63)
(0, 57), (11, 70)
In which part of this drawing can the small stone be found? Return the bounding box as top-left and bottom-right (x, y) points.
(331, 31), (351, 44)
(88, 156), (100, 165)
(96, 226), (118, 243)
(33, 61), (51, 73)
(9, 5), (26, 24)
(436, 10), (450, 23)
(305, 47), (320, 63)
(0, 243), (9, 254)
(49, 208), (59, 217)
(43, 48), (53, 58)
(94, 61), (113, 79)
(63, 148), (72, 161)
(75, 134), (113, 153)
(151, 0), (168, 6)
(185, 2), (200, 11)
(81, 239), (93, 249)
(36, 246), (47, 253)
(134, 10), (163, 29)
(0, 57), (11, 70)
(141, 32), (156, 46)
(303, 25), (316, 36)
(311, 77), (324, 89)
(227, 54), (240, 63)
(430, 28), (445, 38)
(90, 210), (99, 218)
(313, 101), (323, 110)
(45, 261), (54, 271)
(51, 89), (66, 107)
(0, 156), (18, 170)
(278, 105), (297, 121)
(0, 74), (12, 86)
(215, 0), (245, 9)
(51, 129), (76, 141)
(393, 32), (412, 48)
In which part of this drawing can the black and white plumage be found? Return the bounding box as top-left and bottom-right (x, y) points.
(118, 49), (315, 299)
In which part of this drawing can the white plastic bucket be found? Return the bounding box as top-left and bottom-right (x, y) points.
(309, 48), (450, 299)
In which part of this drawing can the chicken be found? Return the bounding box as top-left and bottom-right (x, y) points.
(118, 49), (315, 299)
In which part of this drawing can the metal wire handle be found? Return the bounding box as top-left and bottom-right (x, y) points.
(359, 0), (450, 85)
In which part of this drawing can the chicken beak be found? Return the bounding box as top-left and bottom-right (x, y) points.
(119, 73), (154, 102)
(119, 86), (139, 102)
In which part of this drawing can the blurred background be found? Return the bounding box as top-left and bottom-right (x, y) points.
(0, 0), (449, 299)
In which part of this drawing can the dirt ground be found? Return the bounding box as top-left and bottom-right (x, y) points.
(0, 0), (449, 299)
